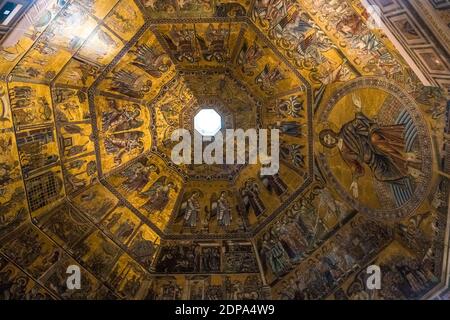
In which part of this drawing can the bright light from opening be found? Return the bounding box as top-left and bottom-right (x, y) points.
(194, 109), (222, 136)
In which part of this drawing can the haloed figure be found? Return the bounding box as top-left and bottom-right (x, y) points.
(319, 95), (420, 198)
(140, 177), (176, 214)
(179, 191), (201, 228)
(216, 191), (232, 228)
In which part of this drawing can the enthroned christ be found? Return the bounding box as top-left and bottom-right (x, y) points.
(319, 94), (420, 198)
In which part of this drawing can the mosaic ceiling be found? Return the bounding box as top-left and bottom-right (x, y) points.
(0, 0), (449, 300)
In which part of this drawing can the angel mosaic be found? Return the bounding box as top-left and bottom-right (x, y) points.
(104, 131), (145, 165)
(130, 44), (172, 78)
(240, 179), (265, 218)
(255, 64), (285, 95)
(108, 70), (152, 99)
(252, 0), (294, 30)
(102, 100), (143, 133)
(260, 173), (288, 198)
(163, 26), (199, 63)
(237, 39), (263, 76)
(205, 191), (233, 228)
(120, 160), (159, 193)
(196, 24), (230, 62)
(139, 176), (177, 215)
(177, 190), (203, 228)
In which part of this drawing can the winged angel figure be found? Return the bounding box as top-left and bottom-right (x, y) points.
(131, 44), (172, 78)
(140, 176), (177, 215)
(206, 191), (233, 228)
(176, 191), (203, 228)
(120, 159), (159, 193)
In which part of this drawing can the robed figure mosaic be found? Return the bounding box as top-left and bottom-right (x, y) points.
(319, 94), (418, 198)
(316, 79), (432, 220)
